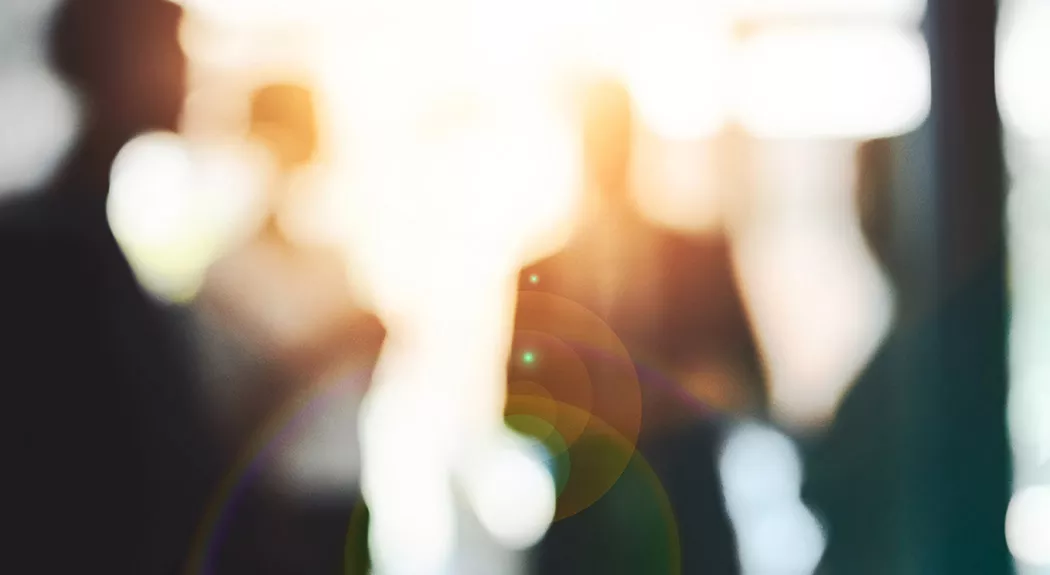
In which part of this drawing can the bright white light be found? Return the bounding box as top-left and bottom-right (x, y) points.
(720, 423), (826, 575)
(108, 133), (271, 302)
(358, 374), (459, 575)
(461, 434), (557, 549)
(1008, 352), (1050, 469)
(1009, 180), (1050, 471)
(720, 423), (804, 507)
(108, 133), (198, 300)
(319, 0), (583, 318)
(999, 2), (1050, 139)
(728, 0), (927, 23)
(561, 0), (634, 76)
(336, 109), (581, 325)
(176, 0), (327, 27)
(368, 471), (457, 575)
(737, 25), (930, 139)
(1007, 486), (1050, 566)
(0, 65), (78, 192)
(319, 2), (580, 571)
(743, 502), (827, 575)
(624, 0), (732, 140)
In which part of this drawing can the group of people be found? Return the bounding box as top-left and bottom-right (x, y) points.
(2, 0), (909, 574)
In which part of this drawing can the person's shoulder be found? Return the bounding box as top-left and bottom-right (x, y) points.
(0, 191), (56, 236)
(0, 193), (69, 263)
(0, 192), (108, 297)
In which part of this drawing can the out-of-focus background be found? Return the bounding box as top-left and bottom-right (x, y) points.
(0, 0), (1042, 573)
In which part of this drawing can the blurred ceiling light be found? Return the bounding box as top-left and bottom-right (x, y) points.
(1006, 485), (1050, 566)
(108, 132), (271, 303)
(624, 0), (733, 140)
(737, 25), (930, 139)
(998, 1), (1050, 139)
(0, 64), (78, 193)
(728, 0), (926, 23)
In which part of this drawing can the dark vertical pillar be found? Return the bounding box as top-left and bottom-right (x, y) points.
(922, 1), (1013, 573)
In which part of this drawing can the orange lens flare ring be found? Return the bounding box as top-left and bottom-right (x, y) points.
(508, 290), (643, 520)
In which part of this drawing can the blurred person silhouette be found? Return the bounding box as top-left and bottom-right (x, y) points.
(803, 133), (1010, 575)
(804, 8), (1013, 573)
(800, 136), (1001, 575)
(798, 140), (902, 575)
(192, 82), (383, 574)
(0, 0), (218, 573)
(511, 78), (758, 574)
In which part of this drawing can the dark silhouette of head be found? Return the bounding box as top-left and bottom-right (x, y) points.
(249, 83), (318, 171)
(49, 0), (186, 149)
(579, 78), (634, 202)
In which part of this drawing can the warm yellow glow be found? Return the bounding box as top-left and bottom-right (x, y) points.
(624, 0), (732, 140)
(999, 1), (1050, 139)
(737, 25), (930, 139)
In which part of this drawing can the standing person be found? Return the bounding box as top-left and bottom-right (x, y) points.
(512, 78), (760, 574)
(193, 82), (384, 574)
(0, 1), (218, 573)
